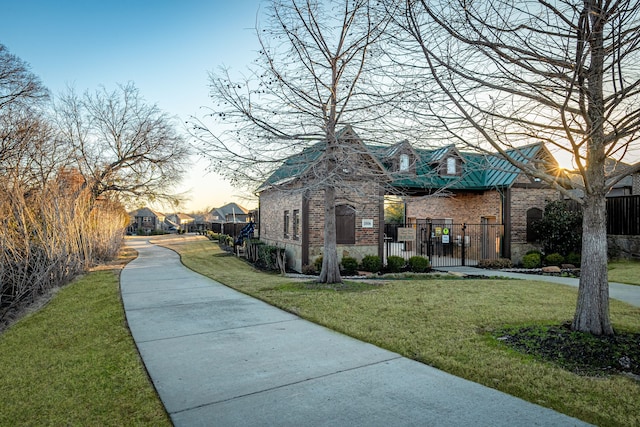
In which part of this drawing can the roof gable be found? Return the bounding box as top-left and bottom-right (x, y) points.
(130, 207), (165, 218)
(209, 203), (250, 221)
(258, 126), (387, 191)
(257, 128), (555, 193)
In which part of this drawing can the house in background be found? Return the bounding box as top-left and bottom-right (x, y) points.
(165, 212), (195, 232)
(128, 207), (167, 234)
(209, 203), (252, 233)
(256, 126), (568, 272)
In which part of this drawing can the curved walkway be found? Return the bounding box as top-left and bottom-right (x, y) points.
(121, 238), (590, 426)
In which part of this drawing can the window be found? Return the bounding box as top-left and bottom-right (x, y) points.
(446, 157), (457, 175)
(283, 210), (290, 238)
(142, 216), (151, 223)
(526, 208), (543, 242)
(336, 205), (355, 244)
(399, 154), (409, 171)
(293, 209), (300, 239)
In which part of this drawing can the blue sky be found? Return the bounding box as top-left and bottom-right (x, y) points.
(2, 0), (266, 212)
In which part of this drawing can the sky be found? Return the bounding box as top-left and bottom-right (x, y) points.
(1, 0), (266, 213)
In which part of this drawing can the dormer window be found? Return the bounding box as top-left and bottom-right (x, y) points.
(399, 154), (410, 171)
(446, 157), (457, 175)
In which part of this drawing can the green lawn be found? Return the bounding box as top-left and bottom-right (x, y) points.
(609, 259), (640, 286)
(161, 237), (640, 427)
(0, 266), (170, 426)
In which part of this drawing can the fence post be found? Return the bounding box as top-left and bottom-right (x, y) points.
(461, 223), (467, 266)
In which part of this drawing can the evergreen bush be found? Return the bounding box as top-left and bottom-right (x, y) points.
(360, 255), (382, 272)
(545, 253), (565, 266)
(340, 257), (359, 275)
(565, 252), (581, 266)
(522, 252), (542, 269)
(386, 255), (406, 273)
(408, 256), (430, 272)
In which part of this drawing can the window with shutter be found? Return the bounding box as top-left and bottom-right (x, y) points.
(336, 205), (355, 244)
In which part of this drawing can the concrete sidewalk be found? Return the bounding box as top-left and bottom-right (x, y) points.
(121, 238), (590, 426)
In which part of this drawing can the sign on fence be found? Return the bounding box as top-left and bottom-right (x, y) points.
(442, 227), (450, 243)
(397, 227), (415, 241)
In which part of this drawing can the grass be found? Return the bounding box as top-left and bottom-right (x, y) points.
(160, 237), (640, 427)
(0, 250), (170, 426)
(609, 259), (640, 286)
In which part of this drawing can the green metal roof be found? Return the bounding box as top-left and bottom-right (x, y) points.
(258, 144), (324, 190)
(258, 135), (544, 192)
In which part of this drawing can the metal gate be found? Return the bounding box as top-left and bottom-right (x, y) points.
(384, 221), (504, 268)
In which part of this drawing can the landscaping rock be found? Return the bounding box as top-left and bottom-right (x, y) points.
(542, 266), (561, 273)
(561, 264), (576, 269)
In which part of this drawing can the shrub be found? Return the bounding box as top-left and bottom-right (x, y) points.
(256, 244), (283, 271)
(386, 255), (406, 273)
(533, 200), (582, 256)
(218, 234), (233, 247)
(301, 264), (318, 275)
(314, 256), (323, 272)
(565, 252), (581, 266)
(360, 255), (382, 273)
(341, 257), (359, 275)
(477, 258), (513, 269)
(408, 256), (430, 272)
(545, 253), (565, 266)
(522, 252), (542, 269)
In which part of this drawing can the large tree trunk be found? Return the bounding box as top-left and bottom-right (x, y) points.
(571, 1), (613, 336)
(319, 185), (342, 284)
(572, 193), (613, 335)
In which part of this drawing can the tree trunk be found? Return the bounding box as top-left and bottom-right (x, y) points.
(319, 185), (342, 284)
(571, 1), (613, 336)
(572, 193), (613, 335)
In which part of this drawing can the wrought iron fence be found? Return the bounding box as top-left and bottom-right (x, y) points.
(607, 195), (640, 235)
(384, 221), (505, 268)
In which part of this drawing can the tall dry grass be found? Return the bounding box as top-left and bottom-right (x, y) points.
(0, 174), (128, 324)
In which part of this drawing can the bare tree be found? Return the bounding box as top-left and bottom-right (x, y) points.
(0, 44), (51, 182)
(192, 0), (392, 283)
(398, 0), (640, 335)
(0, 45), (136, 323)
(56, 82), (189, 207)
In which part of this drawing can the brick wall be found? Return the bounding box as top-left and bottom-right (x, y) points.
(406, 191), (502, 224)
(305, 181), (382, 260)
(405, 185), (562, 263)
(259, 187), (304, 244)
(509, 187), (559, 243)
(259, 181), (383, 271)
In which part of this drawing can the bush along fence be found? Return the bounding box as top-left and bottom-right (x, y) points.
(207, 232), (286, 275)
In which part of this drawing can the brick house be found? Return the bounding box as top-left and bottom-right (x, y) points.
(128, 207), (167, 234)
(257, 127), (564, 272)
(396, 143), (562, 263)
(257, 127), (386, 272)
